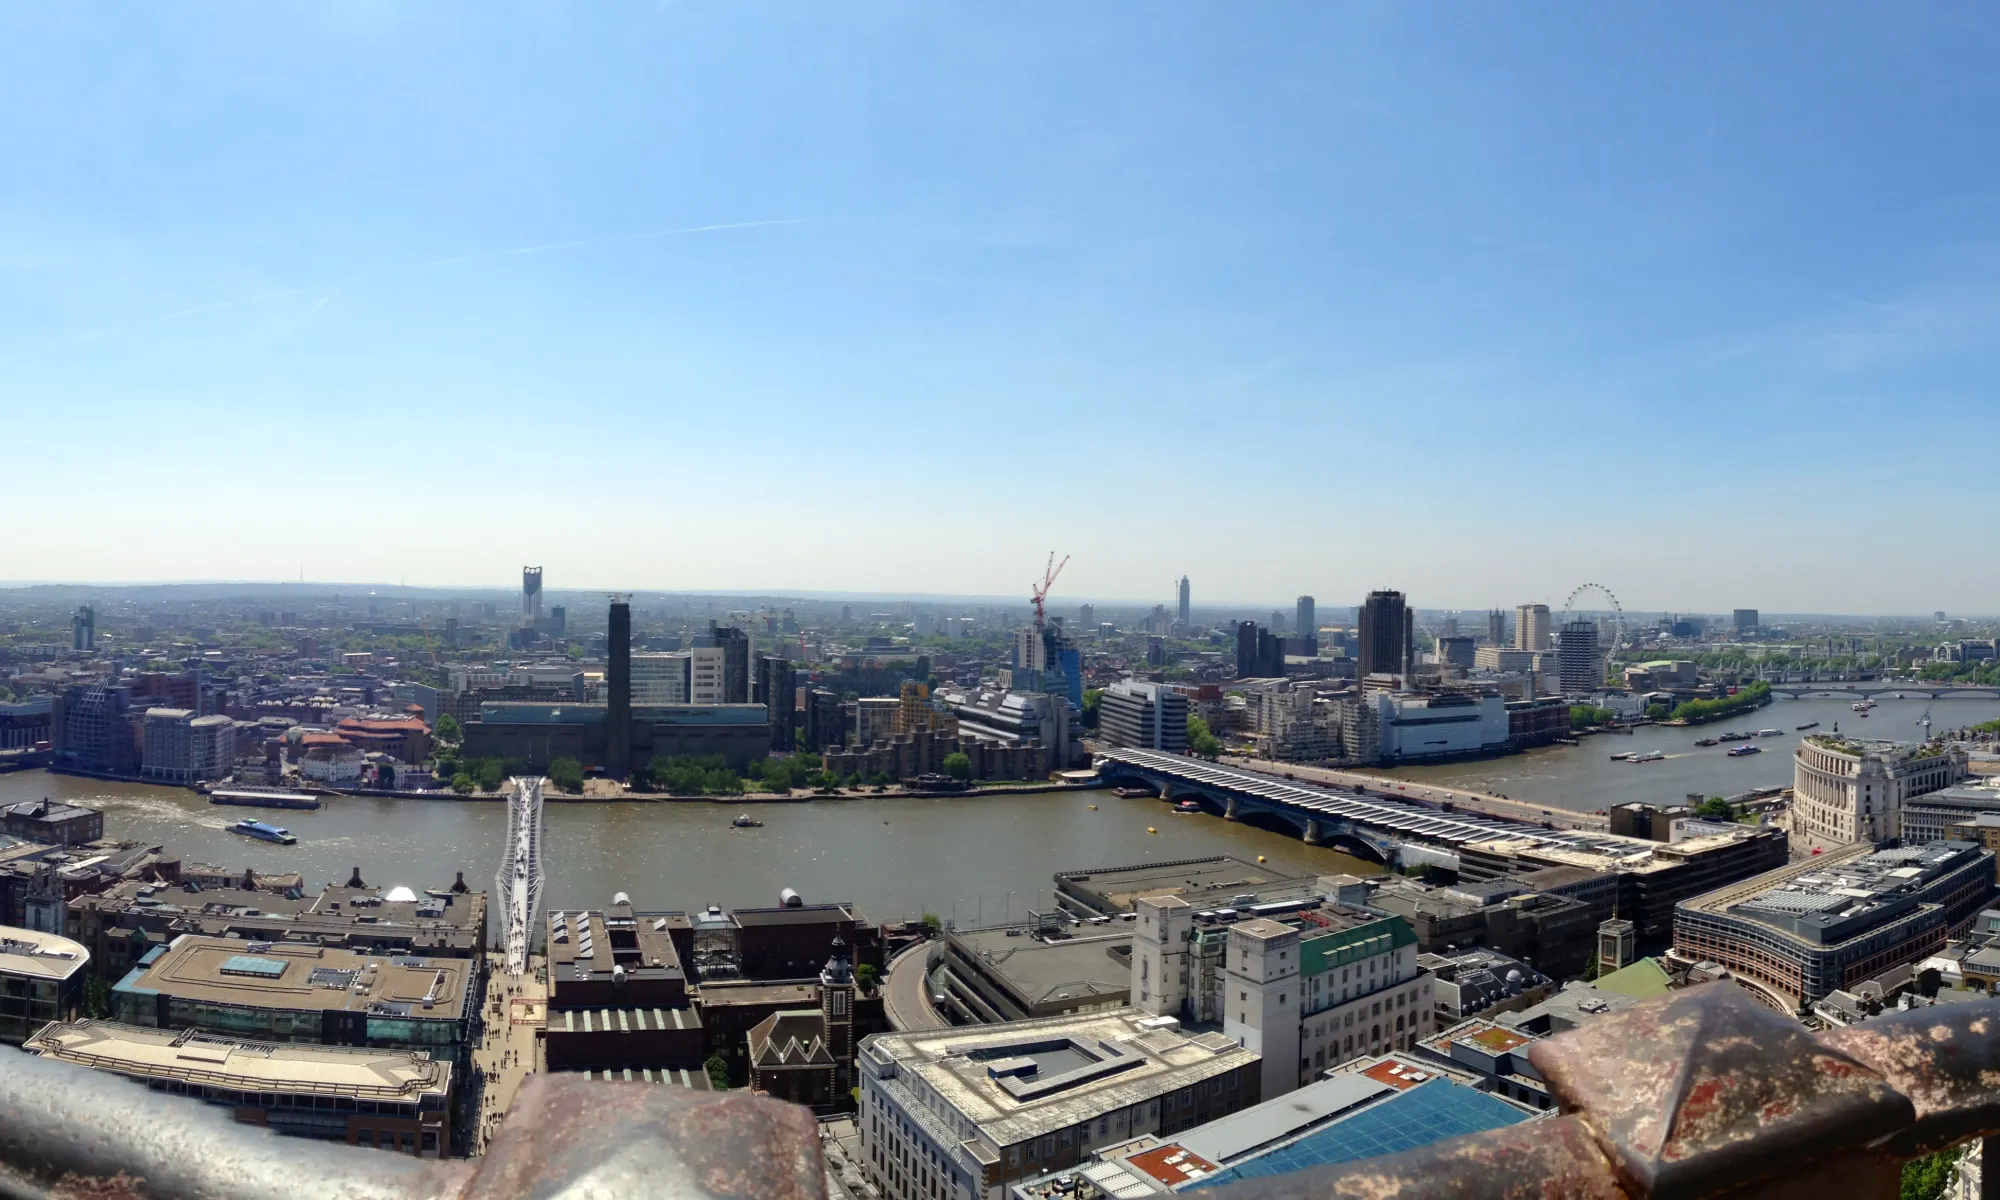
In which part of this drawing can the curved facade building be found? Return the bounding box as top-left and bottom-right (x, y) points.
(1673, 840), (1994, 1009)
(1790, 735), (1968, 848)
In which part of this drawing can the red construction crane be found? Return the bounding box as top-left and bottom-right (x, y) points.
(1031, 552), (1069, 629)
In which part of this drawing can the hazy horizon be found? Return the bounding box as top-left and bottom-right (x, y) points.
(6, 6), (1997, 610)
(0, 577), (1985, 623)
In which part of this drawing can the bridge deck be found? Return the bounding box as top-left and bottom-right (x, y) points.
(1100, 748), (1651, 857)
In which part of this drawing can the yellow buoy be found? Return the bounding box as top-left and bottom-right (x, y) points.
(1087, 804), (1097, 810)
(1257, 855), (1266, 863)
(1147, 826), (1157, 834)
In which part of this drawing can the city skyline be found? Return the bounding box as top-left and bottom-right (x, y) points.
(5, 7), (1999, 609)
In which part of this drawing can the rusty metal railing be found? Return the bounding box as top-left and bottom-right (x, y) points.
(1205, 982), (2000, 1200)
(5, 982), (1997, 1199)
(0, 1047), (821, 1200)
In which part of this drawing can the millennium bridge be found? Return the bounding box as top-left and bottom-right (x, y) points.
(1096, 746), (1640, 869)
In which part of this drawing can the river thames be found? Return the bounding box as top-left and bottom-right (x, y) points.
(9, 693), (1996, 926)
(1376, 693), (2000, 811)
(0, 772), (1380, 927)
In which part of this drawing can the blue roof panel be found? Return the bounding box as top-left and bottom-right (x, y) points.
(1189, 1079), (1530, 1189)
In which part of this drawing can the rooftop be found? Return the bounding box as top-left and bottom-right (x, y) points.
(948, 927), (1132, 1008)
(547, 903), (685, 991)
(27, 1020), (450, 1102)
(1052, 855), (1333, 916)
(0, 924), (90, 982)
(864, 1008), (1259, 1147)
(115, 936), (472, 1022)
(1696, 841), (1991, 946)
(1186, 1078), (1531, 1189)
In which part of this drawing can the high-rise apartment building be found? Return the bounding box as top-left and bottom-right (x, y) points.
(1177, 576), (1191, 625)
(1077, 603), (1095, 631)
(606, 599), (632, 778)
(1296, 596), (1316, 643)
(1555, 619), (1601, 696)
(71, 605), (94, 653)
(804, 689), (844, 752)
(1514, 604), (1551, 653)
(521, 567), (543, 629)
(1358, 591), (1411, 678)
(713, 625), (750, 703)
(1235, 622), (1282, 678)
(757, 657), (797, 751)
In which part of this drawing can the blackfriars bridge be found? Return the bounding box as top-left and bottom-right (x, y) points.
(1096, 747), (1644, 869)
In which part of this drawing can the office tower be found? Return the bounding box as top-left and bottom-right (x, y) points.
(548, 605), (566, 637)
(1357, 591), (1410, 679)
(1735, 609), (1760, 632)
(1177, 576), (1191, 625)
(1236, 622), (1259, 678)
(689, 647), (726, 703)
(522, 567), (543, 628)
(71, 605), (94, 653)
(758, 657), (797, 751)
(1487, 609), (1505, 646)
(606, 599), (632, 778)
(1267, 610), (1286, 637)
(444, 617), (458, 648)
(1556, 619), (1601, 696)
(1514, 604), (1551, 652)
(1077, 603), (1095, 631)
(1441, 614), (1458, 638)
(713, 625), (750, 703)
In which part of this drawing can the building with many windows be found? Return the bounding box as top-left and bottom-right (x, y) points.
(1554, 620), (1601, 696)
(1672, 841), (1995, 1009)
(26, 1021), (453, 1156)
(0, 924), (89, 1044)
(1097, 681), (1188, 753)
(1513, 605), (1551, 653)
(858, 1009), (1263, 1200)
(1132, 895), (1434, 1098)
(110, 936), (477, 1068)
(1357, 592), (1412, 679)
(631, 653), (691, 705)
(1790, 735), (1970, 848)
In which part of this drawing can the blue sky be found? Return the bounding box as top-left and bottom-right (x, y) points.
(4, 3), (1997, 613)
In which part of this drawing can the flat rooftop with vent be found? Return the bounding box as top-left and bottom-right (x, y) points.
(546, 894), (688, 1009)
(27, 1020), (453, 1155)
(859, 1009), (1263, 1200)
(110, 935), (475, 1043)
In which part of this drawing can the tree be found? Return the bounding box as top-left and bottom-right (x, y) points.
(1186, 715), (1222, 761)
(1081, 688), (1104, 729)
(450, 772), (475, 795)
(855, 962), (880, 993)
(84, 974), (110, 1019)
(942, 752), (972, 781)
(473, 758), (506, 792)
(704, 1054), (731, 1091)
(549, 756), (585, 794)
(1645, 703), (1670, 721)
(1900, 1148), (1960, 1200)
(1696, 797), (1734, 820)
(377, 763), (396, 789)
(433, 714), (462, 744)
